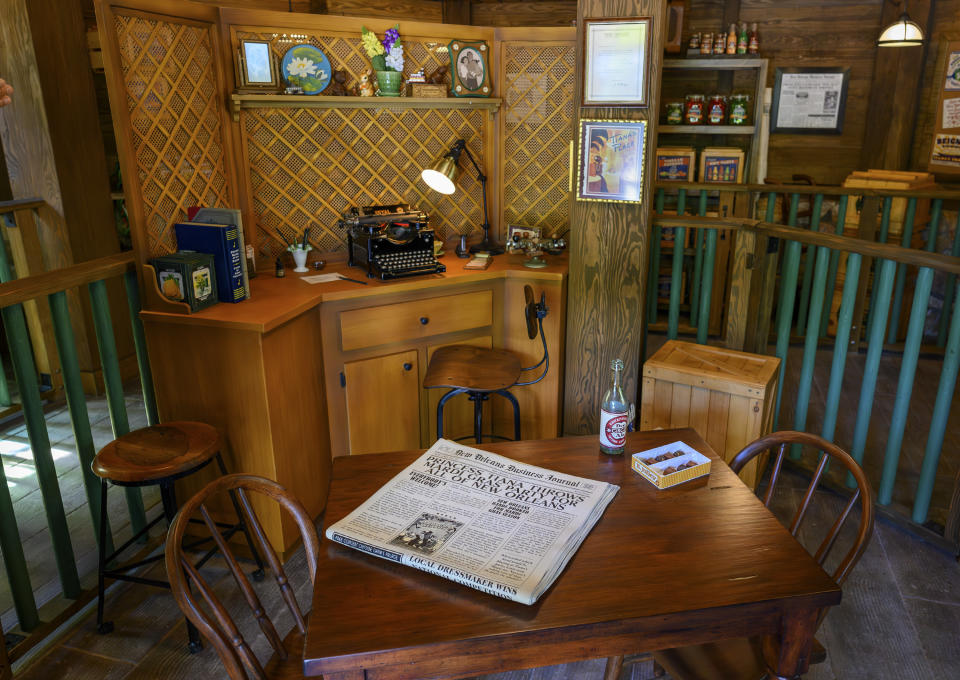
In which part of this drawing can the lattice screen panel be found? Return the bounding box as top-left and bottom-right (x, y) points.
(501, 43), (575, 236)
(115, 13), (231, 257)
(236, 30), (451, 92)
(242, 107), (486, 258)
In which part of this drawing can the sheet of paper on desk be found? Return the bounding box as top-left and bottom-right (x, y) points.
(301, 273), (343, 284)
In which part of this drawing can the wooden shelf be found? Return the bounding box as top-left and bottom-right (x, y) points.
(663, 57), (767, 70)
(659, 125), (756, 135)
(230, 93), (502, 121)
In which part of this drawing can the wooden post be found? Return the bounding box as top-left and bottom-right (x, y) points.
(859, 0), (933, 170)
(562, 0), (666, 435)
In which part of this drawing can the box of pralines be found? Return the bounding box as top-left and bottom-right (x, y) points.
(631, 441), (711, 489)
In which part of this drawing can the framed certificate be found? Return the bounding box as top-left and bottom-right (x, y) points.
(576, 119), (647, 203)
(582, 17), (651, 107)
(771, 67), (850, 134)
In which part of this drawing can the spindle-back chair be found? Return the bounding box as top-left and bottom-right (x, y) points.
(165, 474), (321, 680)
(650, 431), (875, 680)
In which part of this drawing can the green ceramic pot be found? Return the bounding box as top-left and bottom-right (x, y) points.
(375, 70), (402, 97)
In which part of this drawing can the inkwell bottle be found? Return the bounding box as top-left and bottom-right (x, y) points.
(599, 358), (629, 455)
(275, 257), (285, 278)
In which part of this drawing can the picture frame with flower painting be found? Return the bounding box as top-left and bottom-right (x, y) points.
(448, 40), (491, 98)
(280, 44), (332, 95)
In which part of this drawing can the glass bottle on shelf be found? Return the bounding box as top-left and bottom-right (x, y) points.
(599, 358), (629, 455)
(748, 23), (760, 54)
(737, 22), (749, 54)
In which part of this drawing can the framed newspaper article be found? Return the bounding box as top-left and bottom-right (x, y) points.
(771, 67), (850, 134)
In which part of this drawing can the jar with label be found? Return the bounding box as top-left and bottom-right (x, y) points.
(665, 101), (684, 125)
(706, 94), (727, 125)
(729, 94), (752, 125)
(684, 94), (705, 125)
(700, 33), (713, 55)
(713, 32), (725, 55)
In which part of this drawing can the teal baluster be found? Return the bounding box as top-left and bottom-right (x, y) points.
(764, 191), (777, 224)
(697, 229), (718, 345)
(937, 212), (960, 348)
(925, 198), (943, 252)
(912, 277), (960, 523)
(791, 243), (832, 459)
(849, 258), (897, 487)
(124, 271), (158, 425)
(88, 279), (147, 534)
(886, 198), (919, 344)
(690, 190), (708, 328)
(772, 194), (801, 430)
(865, 197), (893, 338)
(648, 189), (664, 322)
(0, 232), (40, 629)
(796, 193), (824, 336)
(668, 189), (687, 339)
(820, 195), (848, 339)
(878, 266), (935, 505)
(48, 291), (115, 557)
(821, 253), (862, 444)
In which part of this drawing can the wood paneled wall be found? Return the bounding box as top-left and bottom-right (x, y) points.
(322, 0), (576, 25)
(685, 0), (885, 185)
(913, 0), (960, 173)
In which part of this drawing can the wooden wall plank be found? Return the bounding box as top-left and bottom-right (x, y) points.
(563, 0), (666, 436)
(325, 0), (443, 21)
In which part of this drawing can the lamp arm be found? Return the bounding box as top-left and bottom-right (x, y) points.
(459, 143), (486, 183)
(457, 142), (490, 229)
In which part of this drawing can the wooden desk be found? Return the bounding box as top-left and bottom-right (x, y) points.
(304, 429), (840, 679)
(139, 253), (566, 557)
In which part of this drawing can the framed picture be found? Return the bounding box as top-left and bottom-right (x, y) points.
(576, 119), (647, 203)
(699, 147), (745, 184)
(582, 17), (651, 107)
(507, 224), (542, 244)
(656, 147), (696, 182)
(448, 40), (491, 97)
(771, 67), (850, 134)
(237, 39), (278, 91)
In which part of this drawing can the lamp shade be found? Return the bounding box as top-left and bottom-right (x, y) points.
(877, 13), (924, 46)
(421, 156), (458, 194)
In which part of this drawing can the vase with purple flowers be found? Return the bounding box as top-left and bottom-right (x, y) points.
(362, 25), (404, 96)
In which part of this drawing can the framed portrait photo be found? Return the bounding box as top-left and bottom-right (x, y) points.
(237, 39), (278, 91)
(582, 17), (651, 107)
(448, 40), (492, 97)
(771, 67), (850, 134)
(576, 119), (647, 203)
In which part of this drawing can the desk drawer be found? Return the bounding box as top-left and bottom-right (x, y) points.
(340, 290), (493, 351)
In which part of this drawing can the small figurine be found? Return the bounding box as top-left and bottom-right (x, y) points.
(407, 69), (426, 84)
(327, 68), (351, 96)
(358, 69), (376, 97)
(426, 65), (448, 85)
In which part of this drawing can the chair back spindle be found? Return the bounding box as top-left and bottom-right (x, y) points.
(165, 474), (321, 680)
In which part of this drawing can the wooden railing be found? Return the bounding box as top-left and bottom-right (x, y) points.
(648, 182), (960, 536)
(0, 199), (155, 648)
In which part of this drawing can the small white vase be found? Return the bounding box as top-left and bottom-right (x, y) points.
(291, 248), (310, 272)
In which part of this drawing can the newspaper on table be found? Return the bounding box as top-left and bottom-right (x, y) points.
(325, 438), (619, 605)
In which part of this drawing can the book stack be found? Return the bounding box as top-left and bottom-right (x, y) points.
(174, 207), (253, 304)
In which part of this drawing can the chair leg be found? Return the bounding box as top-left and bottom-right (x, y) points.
(215, 453), (265, 582)
(603, 655), (624, 680)
(161, 483), (203, 654)
(96, 479), (113, 634)
(496, 389), (521, 441)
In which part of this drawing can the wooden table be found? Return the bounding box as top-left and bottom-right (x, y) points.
(303, 429), (840, 679)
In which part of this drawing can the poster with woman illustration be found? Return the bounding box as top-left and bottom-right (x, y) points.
(576, 119), (646, 203)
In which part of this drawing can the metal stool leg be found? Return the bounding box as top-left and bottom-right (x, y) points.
(96, 479), (113, 634)
(161, 483), (203, 654)
(436, 388), (468, 440)
(496, 389), (521, 441)
(215, 453), (265, 581)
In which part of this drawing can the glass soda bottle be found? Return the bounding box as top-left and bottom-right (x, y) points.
(599, 358), (629, 455)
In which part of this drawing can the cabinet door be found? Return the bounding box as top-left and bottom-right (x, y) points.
(344, 350), (420, 455)
(426, 336), (493, 443)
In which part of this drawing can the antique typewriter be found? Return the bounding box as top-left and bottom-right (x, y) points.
(339, 203), (446, 280)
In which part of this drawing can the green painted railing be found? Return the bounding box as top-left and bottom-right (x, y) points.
(0, 199), (149, 635)
(649, 182), (960, 535)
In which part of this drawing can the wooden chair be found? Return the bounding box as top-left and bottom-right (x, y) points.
(164, 474), (320, 680)
(423, 284), (548, 443)
(648, 431), (876, 680)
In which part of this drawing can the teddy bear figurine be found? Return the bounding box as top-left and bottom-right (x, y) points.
(426, 65), (448, 85)
(327, 68), (350, 96)
(357, 69), (376, 97)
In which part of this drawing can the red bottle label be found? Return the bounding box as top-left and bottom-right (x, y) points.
(600, 409), (627, 447)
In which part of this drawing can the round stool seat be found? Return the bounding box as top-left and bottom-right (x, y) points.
(423, 345), (522, 392)
(92, 422), (221, 484)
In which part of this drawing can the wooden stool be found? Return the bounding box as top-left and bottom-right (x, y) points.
(91, 422), (264, 652)
(423, 286), (549, 443)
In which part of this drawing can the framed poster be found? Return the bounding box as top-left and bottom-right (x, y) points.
(582, 18), (651, 107)
(930, 40), (960, 174)
(576, 119), (647, 203)
(448, 40), (491, 97)
(771, 67), (850, 134)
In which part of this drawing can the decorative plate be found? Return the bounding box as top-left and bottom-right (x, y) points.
(280, 44), (331, 95)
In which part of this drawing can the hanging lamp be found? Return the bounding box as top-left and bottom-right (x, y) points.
(877, 3), (924, 47)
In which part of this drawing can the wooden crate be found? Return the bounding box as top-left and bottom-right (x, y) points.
(842, 170), (934, 242)
(640, 340), (780, 489)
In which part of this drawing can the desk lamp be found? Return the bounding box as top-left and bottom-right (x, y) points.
(421, 139), (503, 255)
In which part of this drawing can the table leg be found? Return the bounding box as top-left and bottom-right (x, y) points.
(763, 607), (819, 679)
